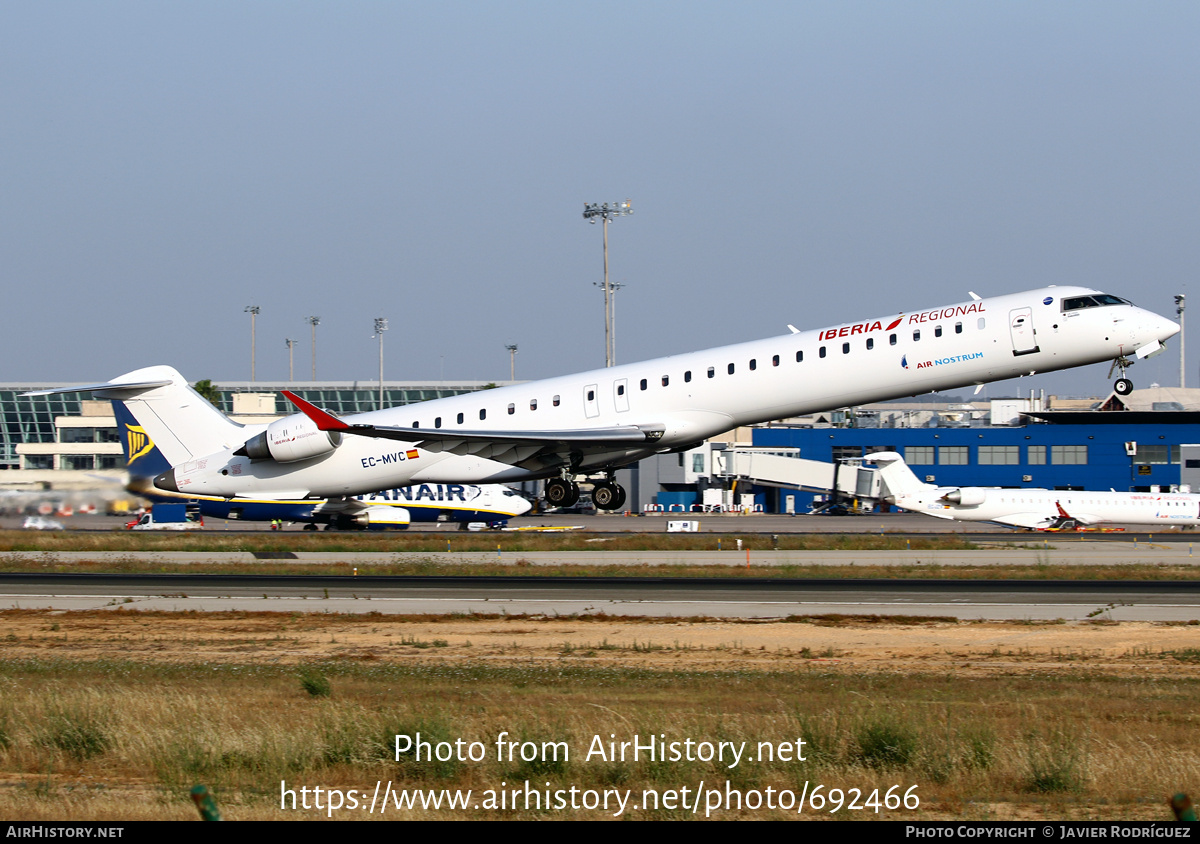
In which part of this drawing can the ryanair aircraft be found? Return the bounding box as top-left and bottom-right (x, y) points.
(33, 286), (1178, 511)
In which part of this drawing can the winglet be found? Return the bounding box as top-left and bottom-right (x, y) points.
(282, 390), (350, 431)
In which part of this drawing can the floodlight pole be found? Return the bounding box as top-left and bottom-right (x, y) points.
(374, 318), (388, 408)
(583, 200), (632, 367)
(285, 338), (297, 381)
(244, 305), (260, 381)
(305, 316), (320, 380)
(1176, 297), (1185, 388)
(505, 344), (518, 381)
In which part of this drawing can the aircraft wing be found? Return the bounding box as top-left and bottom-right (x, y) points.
(282, 391), (666, 468)
(988, 512), (1058, 530)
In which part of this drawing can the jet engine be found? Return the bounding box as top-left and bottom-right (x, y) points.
(243, 413), (343, 463)
(940, 487), (987, 506)
(353, 507), (410, 528)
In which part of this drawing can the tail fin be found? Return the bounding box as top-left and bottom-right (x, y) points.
(111, 400), (173, 479)
(28, 366), (244, 466)
(869, 452), (930, 501)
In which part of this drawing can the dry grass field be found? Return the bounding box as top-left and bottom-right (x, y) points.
(0, 608), (1197, 821)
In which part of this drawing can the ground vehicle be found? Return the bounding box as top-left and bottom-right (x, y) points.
(22, 516), (64, 530)
(126, 503), (201, 530)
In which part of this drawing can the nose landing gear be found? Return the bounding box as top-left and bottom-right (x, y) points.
(1108, 355), (1134, 396)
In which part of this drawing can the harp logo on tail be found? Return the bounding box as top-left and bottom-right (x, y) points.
(125, 424), (156, 466)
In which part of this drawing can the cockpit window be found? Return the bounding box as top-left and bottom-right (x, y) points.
(1062, 294), (1130, 312)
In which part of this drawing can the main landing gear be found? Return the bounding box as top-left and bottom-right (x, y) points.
(543, 475), (628, 511)
(544, 477), (580, 509)
(591, 479), (627, 511)
(1108, 355), (1134, 396)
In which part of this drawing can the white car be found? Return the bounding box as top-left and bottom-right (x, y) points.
(22, 516), (64, 530)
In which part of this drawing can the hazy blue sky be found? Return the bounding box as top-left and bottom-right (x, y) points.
(3, 2), (1197, 397)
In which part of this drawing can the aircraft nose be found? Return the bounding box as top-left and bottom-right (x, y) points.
(1153, 312), (1182, 342)
(153, 469), (179, 493)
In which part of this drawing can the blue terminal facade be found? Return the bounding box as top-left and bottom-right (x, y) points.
(750, 412), (1200, 513)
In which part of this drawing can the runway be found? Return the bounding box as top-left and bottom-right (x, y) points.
(2, 572), (1198, 621)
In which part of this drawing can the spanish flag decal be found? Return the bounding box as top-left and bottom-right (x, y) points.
(406, 449), (420, 460)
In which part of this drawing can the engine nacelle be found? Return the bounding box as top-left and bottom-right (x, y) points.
(941, 487), (987, 507)
(353, 506), (410, 528)
(243, 413), (342, 463)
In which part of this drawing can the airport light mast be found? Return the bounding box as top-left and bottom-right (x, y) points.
(285, 338), (297, 382)
(373, 318), (388, 409)
(1176, 294), (1186, 389)
(505, 343), (518, 381)
(244, 305), (260, 381)
(304, 316), (320, 380)
(583, 199), (633, 367)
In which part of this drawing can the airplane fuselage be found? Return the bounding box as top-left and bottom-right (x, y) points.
(893, 486), (1200, 530)
(165, 285), (1179, 500)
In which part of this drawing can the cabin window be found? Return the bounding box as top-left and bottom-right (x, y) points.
(412, 421), (419, 428)
(479, 409), (486, 421)
(727, 363), (735, 375)
(662, 375), (670, 387)
(977, 317), (986, 329)
(553, 395), (560, 406)
(616, 385), (624, 396)
(866, 338), (874, 350)
(708, 367), (715, 378)
(530, 399), (538, 410)
(955, 322), (963, 334)
(819, 346), (826, 358)
(842, 342), (850, 354)
(434, 417), (442, 428)
(889, 333), (897, 345)
(935, 326), (943, 337)
(587, 390), (594, 401)
(684, 370), (692, 382)
(640, 379), (647, 391)
(749, 358), (757, 371)
(796, 350), (803, 362)
(507, 403), (515, 415)
(456, 412), (464, 424)
(772, 355), (779, 366)
(913, 330), (921, 341)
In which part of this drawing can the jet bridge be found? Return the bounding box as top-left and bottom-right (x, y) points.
(710, 447), (884, 511)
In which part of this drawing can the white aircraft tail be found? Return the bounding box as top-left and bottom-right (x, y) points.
(100, 366), (246, 465)
(869, 452), (930, 501)
(28, 366), (245, 466)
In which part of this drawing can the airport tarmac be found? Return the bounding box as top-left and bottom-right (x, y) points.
(5, 510), (1197, 536)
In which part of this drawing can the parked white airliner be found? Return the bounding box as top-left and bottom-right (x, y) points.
(32, 286), (1178, 509)
(874, 452), (1200, 530)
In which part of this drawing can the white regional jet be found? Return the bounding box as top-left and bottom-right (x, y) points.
(873, 452), (1200, 530)
(35, 286), (1178, 510)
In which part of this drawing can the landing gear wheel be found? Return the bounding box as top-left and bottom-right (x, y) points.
(1114, 378), (1134, 396)
(544, 478), (580, 509)
(303, 523), (318, 531)
(592, 481), (627, 511)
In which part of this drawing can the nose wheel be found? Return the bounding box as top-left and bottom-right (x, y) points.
(1108, 355), (1134, 396)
